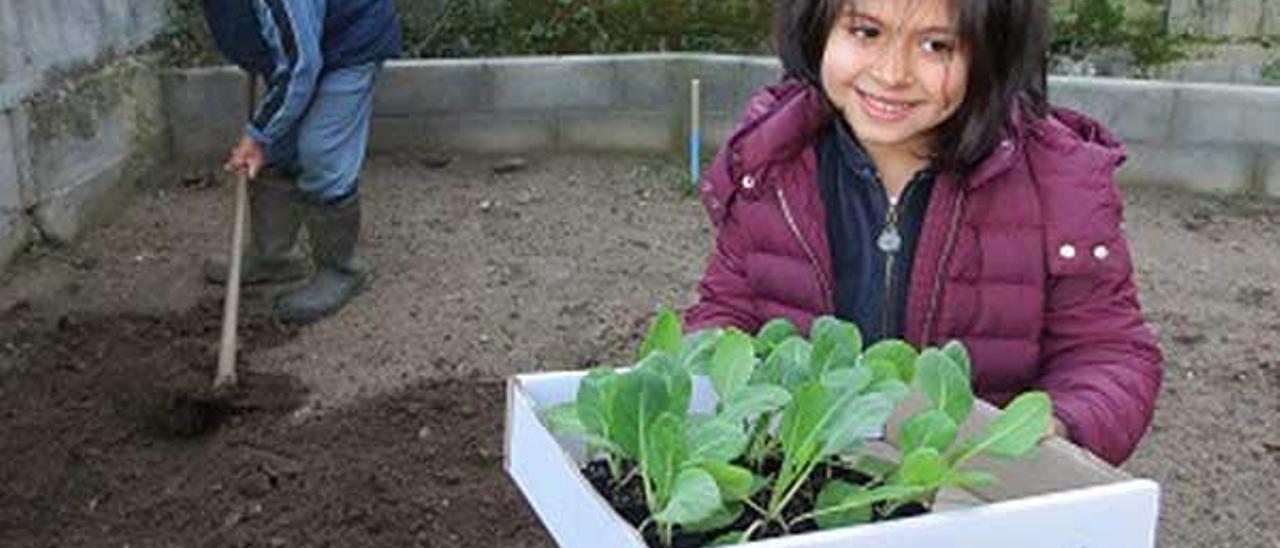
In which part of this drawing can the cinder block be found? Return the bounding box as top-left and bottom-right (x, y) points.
(1167, 0), (1277, 37)
(559, 111), (674, 152)
(738, 57), (784, 107)
(614, 56), (679, 111)
(1265, 150), (1280, 199)
(7, 0), (164, 74)
(1170, 83), (1280, 147)
(0, 110), (29, 266)
(31, 155), (129, 242)
(162, 67), (248, 164)
(375, 60), (492, 115)
(23, 61), (165, 242)
(0, 110), (22, 210)
(684, 55), (744, 115)
(490, 56), (616, 111)
(702, 116), (738, 152)
(371, 113), (556, 154)
(1050, 77), (1176, 143)
(1118, 143), (1253, 194)
(26, 78), (133, 203)
(0, 208), (31, 270)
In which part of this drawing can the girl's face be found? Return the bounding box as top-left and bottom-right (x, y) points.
(820, 0), (969, 156)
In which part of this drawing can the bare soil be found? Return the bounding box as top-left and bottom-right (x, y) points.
(1, 153), (1277, 547)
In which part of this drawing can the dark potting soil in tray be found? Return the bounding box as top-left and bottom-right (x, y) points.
(582, 458), (928, 547)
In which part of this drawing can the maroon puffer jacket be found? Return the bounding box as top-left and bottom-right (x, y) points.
(685, 81), (1163, 466)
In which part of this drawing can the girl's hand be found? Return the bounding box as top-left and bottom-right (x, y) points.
(225, 134), (265, 179)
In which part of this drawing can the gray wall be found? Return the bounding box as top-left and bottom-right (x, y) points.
(0, 0), (167, 109)
(166, 55), (1280, 199)
(1052, 0), (1280, 38)
(1167, 0), (1280, 38)
(0, 0), (169, 269)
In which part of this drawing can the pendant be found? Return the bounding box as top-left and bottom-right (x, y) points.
(877, 227), (902, 253)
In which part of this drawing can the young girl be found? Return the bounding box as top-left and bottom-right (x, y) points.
(684, 0), (1162, 466)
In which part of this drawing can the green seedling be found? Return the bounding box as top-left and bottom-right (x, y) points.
(544, 309), (1053, 548)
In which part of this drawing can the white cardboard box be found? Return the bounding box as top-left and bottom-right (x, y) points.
(505, 371), (1160, 548)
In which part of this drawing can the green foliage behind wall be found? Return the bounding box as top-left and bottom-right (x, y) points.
(161, 0), (1187, 72)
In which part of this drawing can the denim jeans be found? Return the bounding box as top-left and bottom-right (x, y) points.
(268, 62), (379, 204)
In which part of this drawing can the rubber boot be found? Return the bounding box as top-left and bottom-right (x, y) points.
(204, 174), (309, 285)
(274, 194), (368, 324)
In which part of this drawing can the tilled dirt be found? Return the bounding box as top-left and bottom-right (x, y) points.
(0, 153), (1277, 547)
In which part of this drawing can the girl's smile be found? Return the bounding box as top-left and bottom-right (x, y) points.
(820, 0), (969, 162)
(856, 87), (923, 122)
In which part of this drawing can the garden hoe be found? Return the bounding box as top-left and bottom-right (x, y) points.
(163, 74), (305, 438)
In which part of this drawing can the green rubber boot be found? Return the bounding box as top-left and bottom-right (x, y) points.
(204, 173), (309, 285)
(274, 194), (368, 324)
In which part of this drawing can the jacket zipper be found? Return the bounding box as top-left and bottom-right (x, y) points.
(879, 194), (903, 337)
(877, 176), (920, 338)
(922, 190), (966, 344)
(777, 187), (833, 310)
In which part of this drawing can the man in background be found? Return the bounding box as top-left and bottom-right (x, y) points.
(201, 0), (401, 324)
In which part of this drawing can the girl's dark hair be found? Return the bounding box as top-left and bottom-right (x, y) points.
(775, 0), (1050, 175)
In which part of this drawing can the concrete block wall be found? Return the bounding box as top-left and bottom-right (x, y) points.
(0, 0), (167, 110)
(23, 60), (168, 241)
(369, 55), (785, 155)
(1, 108), (30, 266)
(164, 54), (1280, 200)
(1050, 77), (1280, 194)
(0, 0), (169, 270)
(1167, 0), (1280, 38)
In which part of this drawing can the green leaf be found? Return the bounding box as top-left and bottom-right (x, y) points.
(863, 339), (920, 383)
(941, 340), (972, 381)
(820, 392), (896, 457)
(778, 382), (829, 468)
(638, 307), (683, 361)
(858, 357), (900, 385)
(820, 367), (872, 397)
(846, 454), (900, 481)
(914, 349), (974, 426)
(709, 329), (756, 401)
(720, 384), (792, 425)
(612, 369), (670, 460)
(683, 501), (745, 533)
(681, 328), (724, 374)
(651, 468), (723, 525)
(810, 316), (863, 376)
(868, 379), (910, 404)
(541, 402), (586, 435)
(965, 391), (1052, 460)
(687, 418), (750, 463)
(808, 483), (927, 525)
(941, 469), (997, 489)
(643, 413), (688, 507)
(900, 409), (958, 455)
(814, 481), (874, 529)
(759, 337), (812, 391)
(699, 462), (756, 501)
(754, 318), (798, 356)
(578, 368), (618, 440)
(638, 352), (692, 418)
(896, 447), (947, 487)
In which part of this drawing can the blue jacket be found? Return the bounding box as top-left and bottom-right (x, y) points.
(202, 0), (401, 148)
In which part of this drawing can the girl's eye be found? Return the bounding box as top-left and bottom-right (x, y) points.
(922, 38), (955, 54)
(850, 25), (881, 40)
